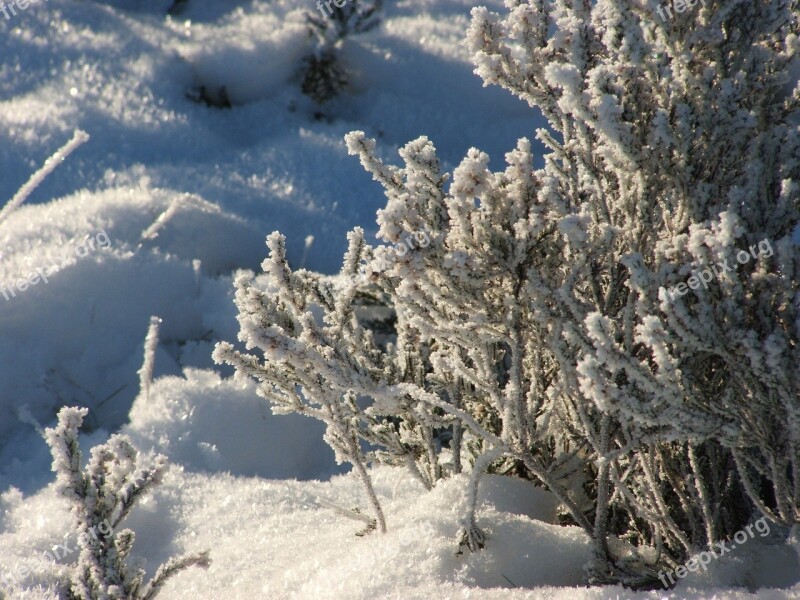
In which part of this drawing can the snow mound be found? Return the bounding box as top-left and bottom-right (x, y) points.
(177, 5), (311, 106)
(124, 368), (340, 480)
(0, 181), (265, 491)
(2, 459), (798, 599)
(103, 466), (597, 599)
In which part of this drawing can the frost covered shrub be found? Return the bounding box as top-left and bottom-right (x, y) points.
(301, 50), (349, 106)
(342, 131), (619, 561)
(462, 0), (798, 582)
(302, 0), (381, 103)
(46, 407), (210, 599)
(213, 231), (450, 533)
(218, 0), (799, 589)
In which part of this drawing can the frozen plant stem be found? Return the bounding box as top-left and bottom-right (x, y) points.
(138, 316), (162, 402)
(460, 447), (504, 552)
(0, 130), (89, 226)
(346, 432), (387, 533)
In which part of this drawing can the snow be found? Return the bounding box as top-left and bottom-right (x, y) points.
(124, 368), (339, 481)
(0, 0), (798, 598)
(2, 450), (798, 598)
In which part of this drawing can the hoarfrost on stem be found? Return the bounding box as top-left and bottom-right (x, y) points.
(46, 407), (210, 600)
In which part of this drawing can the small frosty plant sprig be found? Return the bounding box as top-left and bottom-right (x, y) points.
(45, 407), (211, 600)
(301, 0), (382, 103)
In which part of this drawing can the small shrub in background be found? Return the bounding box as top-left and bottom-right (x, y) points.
(302, 0), (382, 103)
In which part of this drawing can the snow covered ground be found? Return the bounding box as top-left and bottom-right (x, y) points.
(0, 0), (798, 598)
